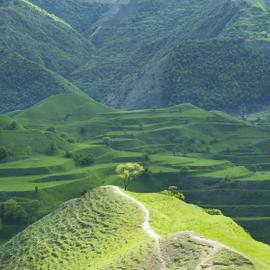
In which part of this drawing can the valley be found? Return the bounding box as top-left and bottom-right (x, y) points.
(0, 93), (270, 268)
(1, 0), (270, 268)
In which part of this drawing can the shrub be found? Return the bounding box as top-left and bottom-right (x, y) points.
(143, 152), (150, 161)
(2, 199), (27, 224)
(80, 127), (87, 136)
(103, 136), (112, 147)
(46, 126), (56, 133)
(65, 151), (72, 158)
(205, 208), (223, 216)
(160, 186), (185, 201)
(73, 153), (94, 166)
(10, 121), (17, 130)
(0, 146), (8, 161)
(47, 142), (58, 155)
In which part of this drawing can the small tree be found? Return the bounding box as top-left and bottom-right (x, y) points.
(46, 126), (56, 133)
(0, 146), (8, 161)
(80, 127), (87, 136)
(73, 153), (95, 166)
(3, 199), (27, 224)
(116, 163), (144, 190)
(47, 142), (57, 155)
(160, 186), (185, 201)
(143, 152), (150, 161)
(10, 121), (17, 130)
(103, 137), (112, 147)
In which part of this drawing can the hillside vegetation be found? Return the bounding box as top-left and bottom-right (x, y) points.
(1, 187), (269, 269)
(1, 94), (270, 247)
(0, 0), (92, 112)
(2, 0), (270, 112)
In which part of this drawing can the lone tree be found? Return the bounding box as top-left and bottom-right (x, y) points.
(0, 146), (8, 161)
(116, 163), (144, 190)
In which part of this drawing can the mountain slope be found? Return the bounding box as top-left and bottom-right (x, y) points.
(0, 0), (93, 112)
(6, 95), (270, 245)
(0, 52), (87, 113)
(1, 187), (268, 269)
(68, 0), (270, 112)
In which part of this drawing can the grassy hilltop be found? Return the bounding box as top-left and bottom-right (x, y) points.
(1, 93), (270, 249)
(1, 187), (270, 269)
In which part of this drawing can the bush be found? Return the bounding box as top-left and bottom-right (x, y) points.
(2, 199), (27, 224)
(0, 146), (8, 161)
(65, 151), (72, 158)
(160, 186), (185, 201)
(80, 127), (87, 136)
(47, 142), (58, 155)
(10, 121), (17, 130)
(143, 152), (150, 161)
(205, 208), (223, 216)
(73, 153), (94, 166)
(46, 126), (56, 133)
(103, 136), (112, 147)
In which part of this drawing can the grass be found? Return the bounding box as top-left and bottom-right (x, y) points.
(131, 192), (270, 270)
(0, 188), (153, 270)
(1, 187), (269, 269)
(1, 94), (270, 247)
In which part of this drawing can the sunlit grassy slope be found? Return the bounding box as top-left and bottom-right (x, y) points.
(1, 94), (270, 245)
(131, 192), (270, 270)
(0, 187), (269, 269)
(0, 188), (152, 270)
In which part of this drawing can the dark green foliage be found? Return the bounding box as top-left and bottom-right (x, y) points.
(0, 0), (92, 112)
(2, 199), (27, 225)
(205, 208), (223, 216)
(161, 39), (270, 112)
(0, 146), (8, 161)
(143, 152), (150, 161)
(103, 136), (112, 147)
(47, 142), (57, 155)
(79, 127), (87, 136)
(46, 126), (56, 133)
(73, 153), (94, 167)
(10, 121), (17, 130)
(30, 0), (110, 33)
(160, 186), (185, 201)
(0, 52), (82, 113)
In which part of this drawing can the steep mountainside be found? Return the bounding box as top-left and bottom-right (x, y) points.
(0, 0), (92, 112)
(2, 0), (270, 113)
(68, 0), (270, 112)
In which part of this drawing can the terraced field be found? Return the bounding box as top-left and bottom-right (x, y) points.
(1, 187), (270, 269)
(1, 94), (270, 246)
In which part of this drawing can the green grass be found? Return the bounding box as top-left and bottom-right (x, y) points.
(131, 192), (270, 270)
(2, 95), (270, 247)
(1, 187), (269, 269)
(0, 188), (152, 270)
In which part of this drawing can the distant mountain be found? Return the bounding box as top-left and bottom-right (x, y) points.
(69, 0), (270, 113)
(0, 0), (92, 112)
(2, 0), (270, 113)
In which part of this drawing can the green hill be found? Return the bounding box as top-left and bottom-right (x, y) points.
(0, 96), (270, 246)
(14, 93), (114, 126)
(68, 0), (270, 112)
(0, 0), (92, 112)
(0, 186), (269, 269)
(0, 52), (89, 113)
(2, 0), (270, 112)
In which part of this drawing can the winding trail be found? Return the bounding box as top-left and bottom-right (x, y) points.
(106, 185), (166, 269)
(103, 186), (251, 270)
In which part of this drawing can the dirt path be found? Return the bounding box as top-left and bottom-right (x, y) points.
(107, 185), (166, 269)
(104, 186), (249, 270)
